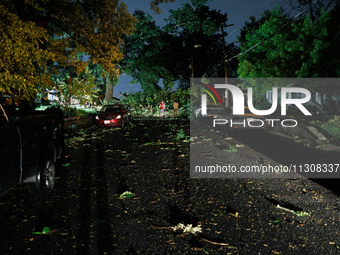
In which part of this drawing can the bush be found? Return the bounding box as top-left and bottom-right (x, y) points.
(253, 100), (273, 110)
(43, 104), (64, 123)
(65, 107), (96, 118)
(320, 115), (340, 139)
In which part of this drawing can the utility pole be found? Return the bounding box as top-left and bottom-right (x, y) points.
(220, 24), (234, 107)
(190, 53), (194, 79)
(190, 45), (201, 87)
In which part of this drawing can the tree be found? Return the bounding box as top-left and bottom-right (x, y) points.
(150, 0), (176, 14)
(0, 0), (136, 102)
(237, 5), (340, 113)
(121, 10), (174, 97)
(284, 0), (339, 21)
(122, 0), (235, 92)
(104, 74), (119, 102)
(0, 5), (55, 104)
(51, 59), (100, 114)
(150, 0), (210, 14)
(164, 0), (237, 82)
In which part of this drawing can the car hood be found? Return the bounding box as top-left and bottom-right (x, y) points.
(98, 112), (120, 117)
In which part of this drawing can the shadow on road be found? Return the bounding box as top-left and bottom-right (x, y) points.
(230, 130), (340, 195)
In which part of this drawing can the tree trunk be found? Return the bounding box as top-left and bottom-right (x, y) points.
(105, 76), (113, 103)
(326, 92), (337, 113)
(319, 92), (325, 113)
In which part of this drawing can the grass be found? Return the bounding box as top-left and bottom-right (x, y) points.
(270, 114), (340, 142)
(36, 104), (97, 119)
(309, 115), (340, 140)
(321, 125), (340, 139)
(223, 145), (238, 153)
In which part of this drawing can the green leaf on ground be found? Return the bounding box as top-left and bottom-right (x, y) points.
(119, 191), (135, 198)
(32, 227), (51, 235)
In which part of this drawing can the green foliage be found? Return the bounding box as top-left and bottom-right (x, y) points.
(150, 0), (176, 14)
(42, 103), (64, 122)
(41, 104), (95, 119)
(67, 108), (85, 118)
(164, 1), (227, 37)
(120, 88), (190, 117)
(237, 5), (340, 112)
(164, 1), (236, 80)
(178, 102), (191, 118)
(122, 1), (236, 97)
(324, 115), (340, 128)
(100, 98), (120, 106)
(319, 115), (340, 139)
(121, 10), (173, 95)
(51, 65), (100, 112)
(176, 129), (186, 139)
(119, 191), (135, 198)
(1, 0), (136, 104)
(32, 227), (51, 235)
(0, 5), (55, 103)
(251, 98), (275, 111)
(223, 145), (238, 153)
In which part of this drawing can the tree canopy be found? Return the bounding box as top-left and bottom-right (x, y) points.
(150, 0), (210, 14)
(51, 64), (100, 113)
(121, 10), (174, 96)
(237, 4), (340, 112)
(121, 0), (236, 97)
(0, 0), (136, 103)
(0, 5), (55, 103)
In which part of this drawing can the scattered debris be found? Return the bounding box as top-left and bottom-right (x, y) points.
(171, 223), (202, 234)
(119, 191), (135, 198)
(277, 204), (311, 217)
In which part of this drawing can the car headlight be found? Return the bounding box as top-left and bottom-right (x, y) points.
(116, 115), (121, 119)
(96, 116), (99, 120)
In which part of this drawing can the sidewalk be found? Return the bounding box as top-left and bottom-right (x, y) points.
(63, 116), (93, 133)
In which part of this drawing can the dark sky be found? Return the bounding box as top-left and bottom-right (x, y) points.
(115, 0), (294, 95)
(124, 0), (293, 44)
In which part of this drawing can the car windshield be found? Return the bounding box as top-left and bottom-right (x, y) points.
(100, 106), (120, 113)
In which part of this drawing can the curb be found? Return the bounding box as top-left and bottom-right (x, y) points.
(64, 117), (93, 133)
(273, 122), (327, 141)
(270, 123), (340, 152)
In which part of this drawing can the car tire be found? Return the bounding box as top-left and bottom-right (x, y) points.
(27, 154), (55, 197)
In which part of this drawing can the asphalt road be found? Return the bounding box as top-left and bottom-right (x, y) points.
(229, 129), (340, 194)
(1, 120), (340, 254)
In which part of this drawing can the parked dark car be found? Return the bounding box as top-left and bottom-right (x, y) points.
(95, 105), (131, 127)
(0, 103), (62, 197)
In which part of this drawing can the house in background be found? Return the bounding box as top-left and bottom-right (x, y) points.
(113, 93), (124, 101)
(265, 89), (340, 113)
(47, 89), (59, 103)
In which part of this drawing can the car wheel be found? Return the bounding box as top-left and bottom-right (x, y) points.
(27, 154), (55, 197)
